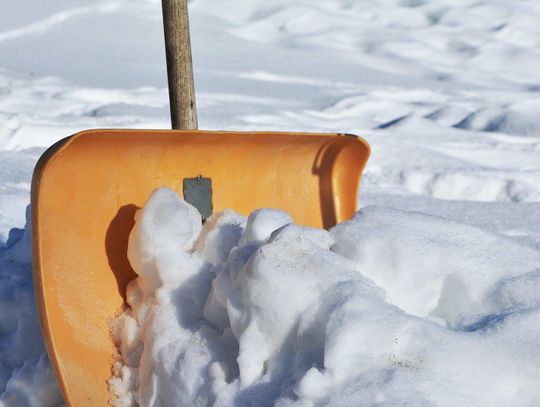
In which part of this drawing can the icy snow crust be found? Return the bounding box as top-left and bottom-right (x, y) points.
(109, 188), (540, 406)
(2, 0), (540, 405)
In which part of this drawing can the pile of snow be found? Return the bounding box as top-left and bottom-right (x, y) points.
(110, 188), (540, 406)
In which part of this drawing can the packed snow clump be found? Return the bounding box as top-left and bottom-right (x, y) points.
(110, 188), (540, 406)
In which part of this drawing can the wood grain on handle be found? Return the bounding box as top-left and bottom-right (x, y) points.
(162, 0), (198, 130)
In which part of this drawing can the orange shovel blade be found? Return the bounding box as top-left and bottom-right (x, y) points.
(31, 129), (370, 406)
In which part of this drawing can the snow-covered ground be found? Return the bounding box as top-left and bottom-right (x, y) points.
(1, 0), (540, 406)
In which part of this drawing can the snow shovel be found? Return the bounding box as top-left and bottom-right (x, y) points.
(31, 1), (370, 405)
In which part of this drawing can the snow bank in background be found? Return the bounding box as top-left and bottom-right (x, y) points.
(0, 208), (63, 407)
(110, 188), (540, 406)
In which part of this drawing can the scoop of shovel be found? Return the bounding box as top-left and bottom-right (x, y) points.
(31, 1), (370, 405)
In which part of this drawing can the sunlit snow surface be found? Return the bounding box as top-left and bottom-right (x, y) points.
(1, 0), (540, 405)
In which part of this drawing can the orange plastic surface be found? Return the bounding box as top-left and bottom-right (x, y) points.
(31, 129), (370, 406)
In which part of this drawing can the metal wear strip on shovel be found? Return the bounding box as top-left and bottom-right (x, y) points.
(31, 0), (370, 405)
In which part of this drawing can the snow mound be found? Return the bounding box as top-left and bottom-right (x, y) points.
(110, 188), (540, 406)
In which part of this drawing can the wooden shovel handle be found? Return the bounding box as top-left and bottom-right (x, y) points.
(162, 0), (198, 130)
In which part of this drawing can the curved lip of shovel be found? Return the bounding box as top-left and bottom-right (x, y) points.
(32, 128), (370, 172)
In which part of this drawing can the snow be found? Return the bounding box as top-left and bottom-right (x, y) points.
(1, 0), (540, 405)
(127, 188), (204, 295)
(0, 209), (63, 407)
(109, 188), (540, 406)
